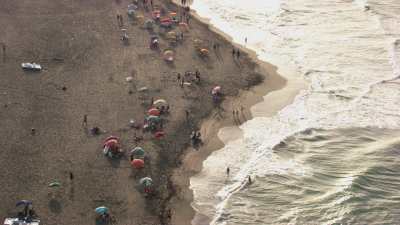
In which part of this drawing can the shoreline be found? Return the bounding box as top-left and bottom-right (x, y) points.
(168, 2), (306, 225)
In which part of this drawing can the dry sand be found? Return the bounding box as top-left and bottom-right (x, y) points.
(0, 0), (292, 224)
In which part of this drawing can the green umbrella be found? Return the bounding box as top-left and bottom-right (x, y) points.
(139, 177), (153, 188)
(131, 147), (145, 157)
(48, 181), (61, 188)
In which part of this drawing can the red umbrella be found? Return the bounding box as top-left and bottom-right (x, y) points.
(104, 139), (119, 152)
(131, 159), (145, 169)
(148, 108), (160, 116)
(154, 131), (165, 139)
(160, 17), (171, 23)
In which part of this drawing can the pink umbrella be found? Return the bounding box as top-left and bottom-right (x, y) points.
(148, 108), (160, 116)
(212, 86), (221, 95)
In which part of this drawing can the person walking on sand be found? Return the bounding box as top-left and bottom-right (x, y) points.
(177, 73), (181, 81)
(185, 110), (190, 120)
(226, 167), (230, 176)
(236, 50), (240, 59)
(248, 175), (252, 185)
(232, 48), (236, 57)
(82, 114), (88, 127)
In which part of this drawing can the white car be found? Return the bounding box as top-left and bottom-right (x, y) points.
(4, 218), (40, 225)
(21, 63), (42, 71)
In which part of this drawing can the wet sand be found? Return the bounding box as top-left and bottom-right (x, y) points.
(169, 4), (306, 225)
(0, 0), (297, 224)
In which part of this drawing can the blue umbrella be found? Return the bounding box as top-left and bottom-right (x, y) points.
(16, 200), (32, 207)
(95, 206), (109, 215)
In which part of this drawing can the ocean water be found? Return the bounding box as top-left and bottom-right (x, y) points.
(189, 0), (400, 224)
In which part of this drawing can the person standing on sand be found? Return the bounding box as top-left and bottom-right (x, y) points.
(226, 167), (230, 176)
(236, 50), (240, 59)
(69, 172), (74, 180)
(248, 175), (252, 185)
(31, 128), (36, 135)
(232, 48), (236, 57)
(185, 110), (190, 120)
(2, 43), (5, 62)
(245, 37), (247, 45)
(177, 73), (181, 81)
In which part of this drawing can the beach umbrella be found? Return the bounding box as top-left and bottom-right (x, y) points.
(152, 10), (161, 19)
(128, 9), (136, 17)
(131, 158), (145, 169)
(48, 181), (61, 188)
(154, 131), (165, 139)
(144, 19), (154, 29)
(166, 31), (176, 40)
(128, 3), (138, 10)
(163, 50), (174, 62)
(138, 86), (148, 92)
(200, 48), (209, 56)
(16, 200), (32, 207)
(148, 108), (160, 116)
(95, 206), (109, 215)
(153, 99), (168, 107)
(193, 39), (202, 48)
(212, 86), (221, 95)
(146, 115), (161, 124)
(139, 177), (153, 187)
(105, 136), (119, 143)
(130, 147), (145, 157)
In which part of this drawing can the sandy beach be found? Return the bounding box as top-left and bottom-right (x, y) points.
(0, 0), (289, 224)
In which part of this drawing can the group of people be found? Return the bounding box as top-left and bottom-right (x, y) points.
(232, 48), (241, 59)
(177, 69), (201, 87)
(190, 130), (202, 146)
(226, 167), (253, 185)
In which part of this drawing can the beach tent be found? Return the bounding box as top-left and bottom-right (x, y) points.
(131, 158), (145, 169)
(212, 86), (221, 95)
(130, 147), (145, 158)
(153, 99), (168, 107)
(95, 206), (109, 215)
(163, 50), (174, 62)
(148, 108), (161, 116)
